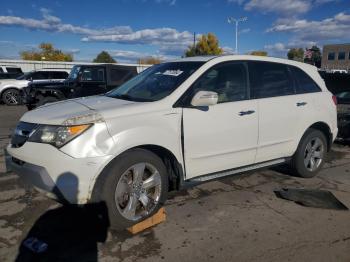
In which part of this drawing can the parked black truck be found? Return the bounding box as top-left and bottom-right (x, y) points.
(22, 64), (149, 109)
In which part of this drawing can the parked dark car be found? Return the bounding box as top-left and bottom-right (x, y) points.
(335, 90), (350, 139)
(23, 64), (149, 109)
(319, 71), (350, 139)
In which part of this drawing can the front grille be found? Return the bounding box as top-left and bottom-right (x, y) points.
(11, 122), (38, 148)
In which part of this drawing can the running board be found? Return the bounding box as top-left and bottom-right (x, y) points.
(188, 158), (287, 183)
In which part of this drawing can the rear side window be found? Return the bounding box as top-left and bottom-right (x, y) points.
(32, 71), (50, 80)
(289, 66), (321, 94)
(110, 68), (136, 85)
(249, 61), (294, 99)
(50, 71), (68, 79)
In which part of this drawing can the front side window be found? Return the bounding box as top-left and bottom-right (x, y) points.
(107, 62), (204, 102)
(338, 52), (346, 60)
(328, 52), (335, 60)
(81, 67), (105, 82)
(290, 66), (321, 94)
(185, 62), (248, 104)
(249, 61), (294, 99)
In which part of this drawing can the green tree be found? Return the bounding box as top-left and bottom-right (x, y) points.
(185, 33), (223, 57)
(20, 43), (73, 61)
(93, 51), (116, 63)
(287, 48), (304, 61)
(249, 51), (268, 56)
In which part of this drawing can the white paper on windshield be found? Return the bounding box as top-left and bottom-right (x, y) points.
(162, 70), (184, 76)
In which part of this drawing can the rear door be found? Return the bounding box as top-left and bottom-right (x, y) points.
(249, 61), (299, 162)
(182, 61), (259, 178)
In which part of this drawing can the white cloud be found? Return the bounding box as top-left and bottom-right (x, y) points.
(108, 49), (177, 62)
(227, 0), (245, 5)
(232, 0), (339, 16)
(222, 46), (235, 54)
(264, 42), (288, 52)
(244, 0), (311, 15)
(0, 9), (193, 56)
(267, 12), (350, 42)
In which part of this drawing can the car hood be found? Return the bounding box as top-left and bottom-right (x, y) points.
(20, 95), (138, 125)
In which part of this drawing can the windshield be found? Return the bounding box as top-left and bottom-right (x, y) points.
(106, 62), (204, 102)
(16, 72), (31, 80)
(68, 66), (81, 80)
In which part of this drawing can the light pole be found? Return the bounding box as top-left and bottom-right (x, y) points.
(227, 16), (248, 54)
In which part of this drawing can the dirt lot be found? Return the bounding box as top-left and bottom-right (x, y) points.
(0, 105), (349, 262)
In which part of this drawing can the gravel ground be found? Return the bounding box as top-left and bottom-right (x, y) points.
(0, 105), (349, 262)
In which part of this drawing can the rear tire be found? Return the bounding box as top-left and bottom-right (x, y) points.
(93, 149), (168, 230)
(290, 128), (327, 178)
(2, 88), (20, 105)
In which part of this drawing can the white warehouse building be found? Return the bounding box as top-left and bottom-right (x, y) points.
(0, 59), (147, 73)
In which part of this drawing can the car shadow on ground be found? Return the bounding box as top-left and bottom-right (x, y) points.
(15, 202), (110, 262)
(15, 173), (113, 262)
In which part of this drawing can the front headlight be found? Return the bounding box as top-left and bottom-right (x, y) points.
(28, 124), (91, 148)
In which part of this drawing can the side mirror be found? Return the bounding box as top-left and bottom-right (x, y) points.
(191, 91), (218, 107)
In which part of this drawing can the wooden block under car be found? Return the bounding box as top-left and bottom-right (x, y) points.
(127, 207), (166, 234)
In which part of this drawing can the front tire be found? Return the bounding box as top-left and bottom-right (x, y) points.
(94, 149), (168, 230)
(290, 128), (327, 178)
(2, 88), (20, 105)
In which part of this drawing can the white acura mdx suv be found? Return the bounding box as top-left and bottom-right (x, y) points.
(6, 55), (337, 229)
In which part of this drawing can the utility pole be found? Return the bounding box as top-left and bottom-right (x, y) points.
(227, 17), (248, 54)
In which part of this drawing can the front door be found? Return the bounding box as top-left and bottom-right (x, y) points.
(182, 62), (259, 178)
(80, 67), (107, 97)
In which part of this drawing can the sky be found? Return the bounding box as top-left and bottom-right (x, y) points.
(0, 0), (349, 62)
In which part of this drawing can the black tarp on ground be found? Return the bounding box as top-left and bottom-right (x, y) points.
(274, 188), (348, 210)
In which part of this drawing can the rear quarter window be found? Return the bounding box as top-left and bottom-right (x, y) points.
(248, 61), (294, 99)
(289, 66), (321, 94)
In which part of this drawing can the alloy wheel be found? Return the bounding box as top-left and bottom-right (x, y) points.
(304, 137), (324, 172)
(4, 90), (19, 105)
(114, 162), (162, 221)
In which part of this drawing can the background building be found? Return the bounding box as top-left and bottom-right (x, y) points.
(322, 44), (350, 72)
(0, 59), (147, 73)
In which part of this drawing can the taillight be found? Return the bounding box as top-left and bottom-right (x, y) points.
(332, 95), (337, 105)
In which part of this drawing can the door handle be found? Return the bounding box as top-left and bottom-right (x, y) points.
(296, 102), (307, 107)
(239, 110), (255, 116)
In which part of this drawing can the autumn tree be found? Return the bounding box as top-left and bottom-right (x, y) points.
(287, 48), (304, 61)
(185, 33), (223, 57)
(93, 51), (116, 63)
(249, 51), (268, 56)
(138, 57), (162, 64)
(20, 43), (73, 61)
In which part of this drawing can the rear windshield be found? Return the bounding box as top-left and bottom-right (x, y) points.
(107, 62), (204, 102)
